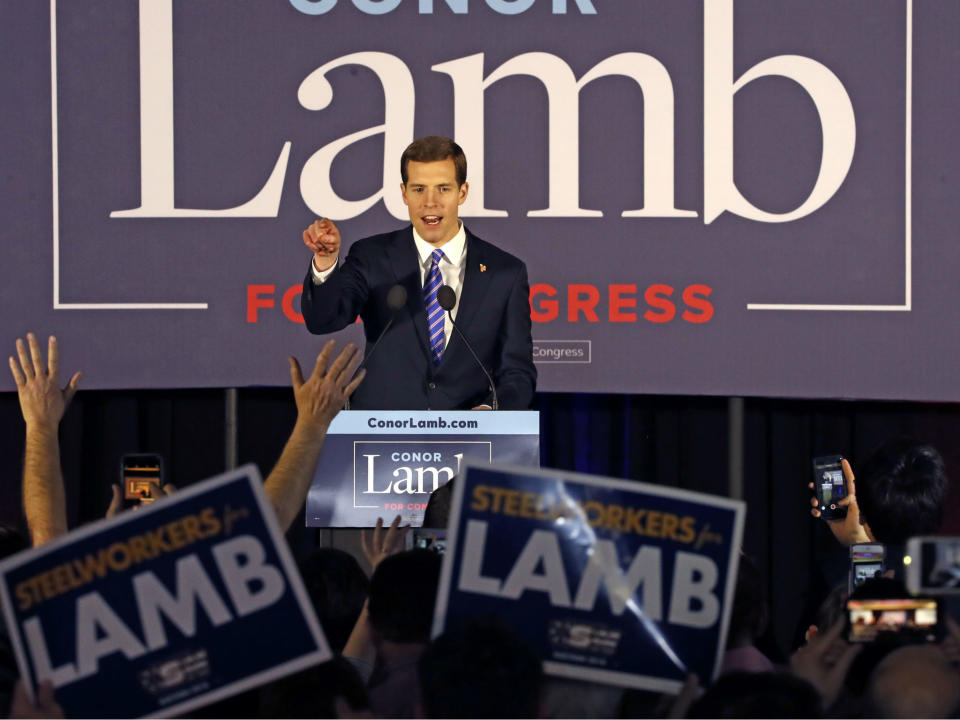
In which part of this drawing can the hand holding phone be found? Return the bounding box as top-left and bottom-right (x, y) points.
(812, 455), (848, 520)
(120, 453), (165, 508)
(809, 456), (872, 546)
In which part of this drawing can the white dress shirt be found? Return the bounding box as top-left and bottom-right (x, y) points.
(311, 222), (467, 349)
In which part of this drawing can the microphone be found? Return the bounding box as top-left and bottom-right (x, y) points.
(360, 284), (407, 373)
(345, 284), (407, 409)
(437, 285), (499, 410)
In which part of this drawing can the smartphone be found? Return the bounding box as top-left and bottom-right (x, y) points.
(906, 536), (960, 595)
(846, 597), (941, 644)
(121, 453), (164, 507)
(812, 455), (847, 520)
(408, 528), (446, 555)
(850, 544), (885, 593)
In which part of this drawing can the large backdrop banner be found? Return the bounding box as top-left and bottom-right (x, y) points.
(2, 0), (958, 400)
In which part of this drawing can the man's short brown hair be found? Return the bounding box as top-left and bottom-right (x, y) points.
(400, 136), (467, 186)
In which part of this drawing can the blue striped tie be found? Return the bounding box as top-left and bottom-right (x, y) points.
(423, 249), (446, 364)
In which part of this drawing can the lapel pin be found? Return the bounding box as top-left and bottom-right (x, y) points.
(480, 263), (487, 272)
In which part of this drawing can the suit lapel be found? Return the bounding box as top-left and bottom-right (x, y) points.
(386, 228), (431, 353)
(453, 231), (492, 338)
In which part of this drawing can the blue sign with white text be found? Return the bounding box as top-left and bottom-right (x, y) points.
(0, 467), (331, 718)
(307, 411), (540, 526)
(433, 463), (745, 692)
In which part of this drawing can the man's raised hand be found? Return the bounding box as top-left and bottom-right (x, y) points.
(8, 333), (81, 430)
(361, 515), (409, 571)
(288, 340), (364, 431)
(303, 218), (341, 273)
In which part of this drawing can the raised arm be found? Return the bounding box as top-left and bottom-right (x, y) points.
(8, 334), (81, 546)
(303, 218), (341, 274)
(264, 341), (364, 532)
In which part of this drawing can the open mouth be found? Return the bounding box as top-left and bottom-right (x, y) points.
(422, 215), (442, 227)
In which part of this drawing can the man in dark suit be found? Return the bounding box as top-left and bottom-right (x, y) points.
(301, 136), (536, 410)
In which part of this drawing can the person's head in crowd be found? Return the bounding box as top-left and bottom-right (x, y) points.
(258, 657), (370, 719)
(418, 617), (543, 718)
(541, 677), (623, 719)
(856, 438), (947, 545)
(727, 553), (768, 648)
(297, 548), (369, 653)
(722, 553), (774, 674)
(865, 644), (960, 718)
(687, 671), (823, 718)
(805, 584), (848, 643)
(0, 524), (27, 560)
(368, 549), (441, 646)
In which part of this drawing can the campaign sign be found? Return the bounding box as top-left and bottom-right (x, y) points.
(306, 411), (540, 527)
(4, 1), (959, 401)
(433, 462), (745, 692)
(0, 466), (331, 718)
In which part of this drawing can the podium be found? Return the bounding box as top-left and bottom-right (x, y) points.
(306, 411), (540, 527)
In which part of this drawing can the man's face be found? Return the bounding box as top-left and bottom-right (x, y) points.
(401, 158), (468, 247)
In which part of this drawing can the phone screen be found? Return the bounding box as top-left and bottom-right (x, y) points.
(850, 545), (885, 592)
(919, 539), (960, 591)
(813, 456), (846, 519)
(409, 529), (446, 555)
(122, 454), (163, 505)
(847, 598), (939, 643)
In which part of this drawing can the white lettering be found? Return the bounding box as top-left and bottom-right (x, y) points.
(415, 466), (455, 494)
(573, 540), (662, 618)
(111, 0), (290, 218)
(76, 593), (147, 680)
(212, 536), (286, 616)
(298, 53), (414, 220)
(668, 551), (720, 628)
(434, 52), (695, 218)
(703, 0), (856, 223)
(457, 519), (504, 595)
(391, 467), (416, 493)
(364, 454), (390, 494)
(24, 617), (77, 687)
(501, 529), (571, 606)
(133, 556), (233, 651)
(487, 0), (534, 14)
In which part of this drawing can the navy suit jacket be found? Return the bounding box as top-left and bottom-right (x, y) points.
(301, 226), (536, 410)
